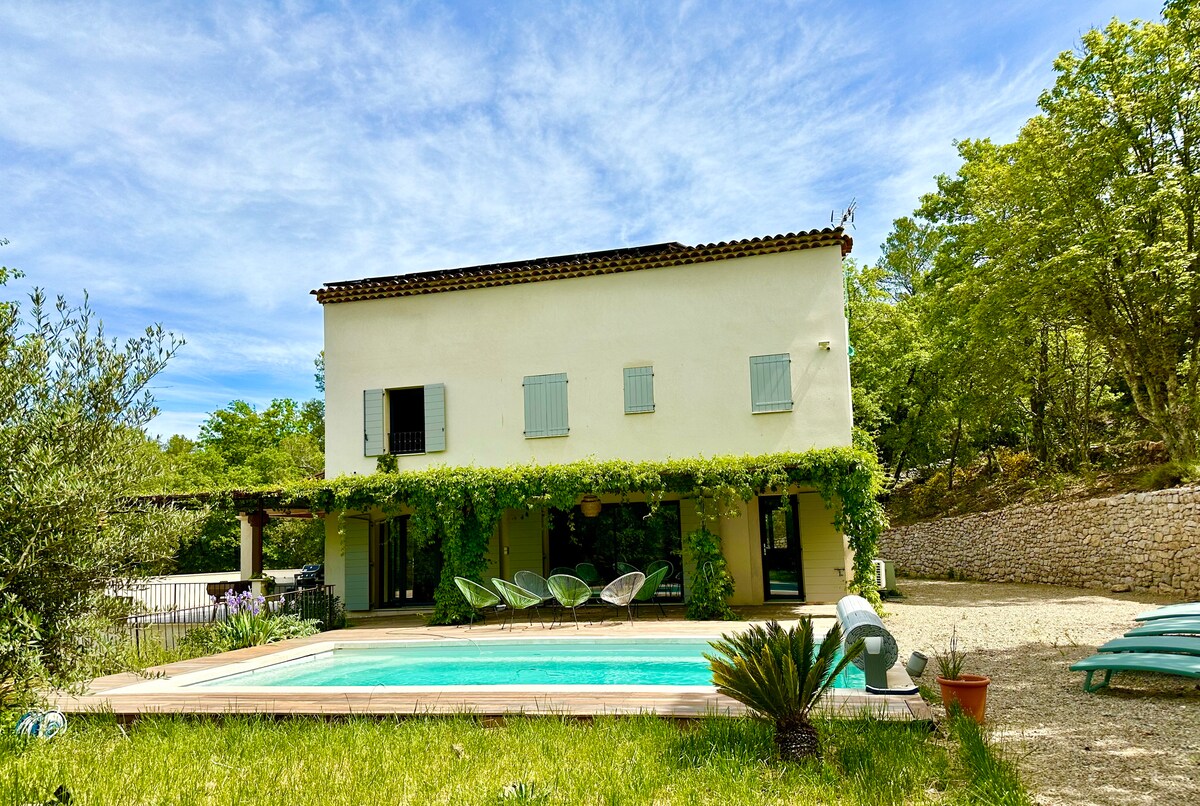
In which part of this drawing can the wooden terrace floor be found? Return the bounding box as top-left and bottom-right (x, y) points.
(50, 605), (933, 722)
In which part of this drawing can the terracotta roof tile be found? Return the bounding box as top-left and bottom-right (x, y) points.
(313, 227), (851, 304)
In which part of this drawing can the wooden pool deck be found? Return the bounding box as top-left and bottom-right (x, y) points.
(49, 607), (933, 722)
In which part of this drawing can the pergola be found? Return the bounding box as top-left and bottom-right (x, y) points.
(142, 490), (316, 582)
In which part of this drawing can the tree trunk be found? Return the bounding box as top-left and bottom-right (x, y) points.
(947, 414), (964, 491)
(775, 719), (821, 762)
(1031, 325), (1050, 464)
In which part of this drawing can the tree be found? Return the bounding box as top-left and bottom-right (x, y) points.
(863, 2), (1200, 489)
(146, 396), (327, 573)
(922, 4), (1200, 461)
(0, 273), (197, 700)
(1025, 3), (1200, 459)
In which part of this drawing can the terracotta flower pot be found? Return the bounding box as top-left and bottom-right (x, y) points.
(936, 674), (991, 722)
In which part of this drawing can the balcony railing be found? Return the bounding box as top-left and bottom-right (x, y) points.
(388, 430), (425, 454)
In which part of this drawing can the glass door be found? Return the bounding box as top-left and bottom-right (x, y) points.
(376, 517), (407, 607)
(373, 516), (443, 606)
(758, 495), (804, 601)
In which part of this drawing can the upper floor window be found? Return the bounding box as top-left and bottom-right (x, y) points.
(523, 372), (569, 438)
(363, 384), (446, 456)
(749, 354), (792, 413)
(623, 366), (655, 414)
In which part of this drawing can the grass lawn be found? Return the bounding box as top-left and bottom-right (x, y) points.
(1, 712), (1028, 805)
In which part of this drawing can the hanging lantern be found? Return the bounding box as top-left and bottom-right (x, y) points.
(579, 494), (602, 518)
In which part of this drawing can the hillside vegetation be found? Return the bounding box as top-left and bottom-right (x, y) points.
(885, 445), (1200, 527)
(852, 4), (1200, 516)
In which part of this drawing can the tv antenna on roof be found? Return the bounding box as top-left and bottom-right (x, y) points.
(831, 199), (857, 229)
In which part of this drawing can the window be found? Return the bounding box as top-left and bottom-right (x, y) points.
(523, 372), (569, 437)
(749, 354), (792, 412)
(362, 384), (445, 456)
(623, 366), (655, 413)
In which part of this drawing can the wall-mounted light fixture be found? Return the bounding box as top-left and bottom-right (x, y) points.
(818, 340), (831, 351)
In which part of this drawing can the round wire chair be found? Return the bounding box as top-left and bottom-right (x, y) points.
(646, 559), (674, 579)
(574, 562), (601, 586)
(492, 578), (544, 630)
(633, 564), (670, 619)
(453, 577), (501, 629)
(547, 574), (592, 629)
(514, 570), (553, 603)
(600, 571), (646, 625)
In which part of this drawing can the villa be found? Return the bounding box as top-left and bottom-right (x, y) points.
(276, 226), (859, 613)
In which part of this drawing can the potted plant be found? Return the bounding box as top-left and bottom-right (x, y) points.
(934, 629), (990, 722)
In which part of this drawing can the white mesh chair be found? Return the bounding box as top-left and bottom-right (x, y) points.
(515, 570), (556, 624)
(600, 571), (645, 625)
(547, 574), (592, 629)
(514, 570), (553, 604)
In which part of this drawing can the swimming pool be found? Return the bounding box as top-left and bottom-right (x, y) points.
(191, 637), (866, 689)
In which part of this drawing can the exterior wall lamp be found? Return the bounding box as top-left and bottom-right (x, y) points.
(818, 340), (831, 351)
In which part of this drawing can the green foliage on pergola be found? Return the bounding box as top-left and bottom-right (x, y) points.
(253, 448), (886, 624)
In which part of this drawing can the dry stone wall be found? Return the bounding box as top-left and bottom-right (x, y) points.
(879, 485), (1200, 598)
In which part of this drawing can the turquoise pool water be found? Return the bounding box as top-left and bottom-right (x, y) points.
(195, 638), (866, 689)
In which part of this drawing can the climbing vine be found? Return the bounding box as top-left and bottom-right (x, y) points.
(219, 448), (886, 623)
(683, 527), (737, 620)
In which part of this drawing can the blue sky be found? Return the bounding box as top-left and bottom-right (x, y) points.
(1, 0), (1164, 439)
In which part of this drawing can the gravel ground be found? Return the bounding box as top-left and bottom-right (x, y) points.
(883, 579), (1199, 806)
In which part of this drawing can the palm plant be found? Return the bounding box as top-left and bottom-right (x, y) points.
(705, 618), (864, 762)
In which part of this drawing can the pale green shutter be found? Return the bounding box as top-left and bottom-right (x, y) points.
(363, 388), (385, 455)
(344, 523), (370, 610)
(423, 383), (446, 452)
(623, 366), (655, 413)
(523, 373), (569, 437)
(750, 354), (793, 412)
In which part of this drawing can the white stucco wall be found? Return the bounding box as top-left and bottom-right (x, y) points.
(322, 245), (852, 476)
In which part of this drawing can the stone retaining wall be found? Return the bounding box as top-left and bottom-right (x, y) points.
(879, 485), (1200, 598)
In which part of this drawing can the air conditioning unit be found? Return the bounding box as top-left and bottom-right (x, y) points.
(872, 559), (896, 592)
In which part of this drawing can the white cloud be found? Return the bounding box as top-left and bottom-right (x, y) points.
(1, 0), (1165, 434)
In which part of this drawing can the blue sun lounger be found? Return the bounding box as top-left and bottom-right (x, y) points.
(1133, 602), (1200, 621)
(1098, 636), (1200, 656)
(1070, 652), (1200, 692)
(1070, 652), (1200, 690)
(1124, 617), (1200, 637)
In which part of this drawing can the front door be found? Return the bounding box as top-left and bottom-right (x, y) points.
(759, 495), (804, 601)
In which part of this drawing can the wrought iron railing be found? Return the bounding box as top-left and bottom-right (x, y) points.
(388, 430), (425, 454)
(119, 584), (338, 652)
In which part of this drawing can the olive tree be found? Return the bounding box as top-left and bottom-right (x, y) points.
(0, 267), (198, 701)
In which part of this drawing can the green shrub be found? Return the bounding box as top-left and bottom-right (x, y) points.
(683, 528), (736, 620)
(178, 591), (319, 655)
(995, 448), (1037, 478)
(1138, 460), (1199, 490)
(283, 590), (346, 630)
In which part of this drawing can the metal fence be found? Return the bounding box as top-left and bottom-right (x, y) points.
(119, 584), (338, 652)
